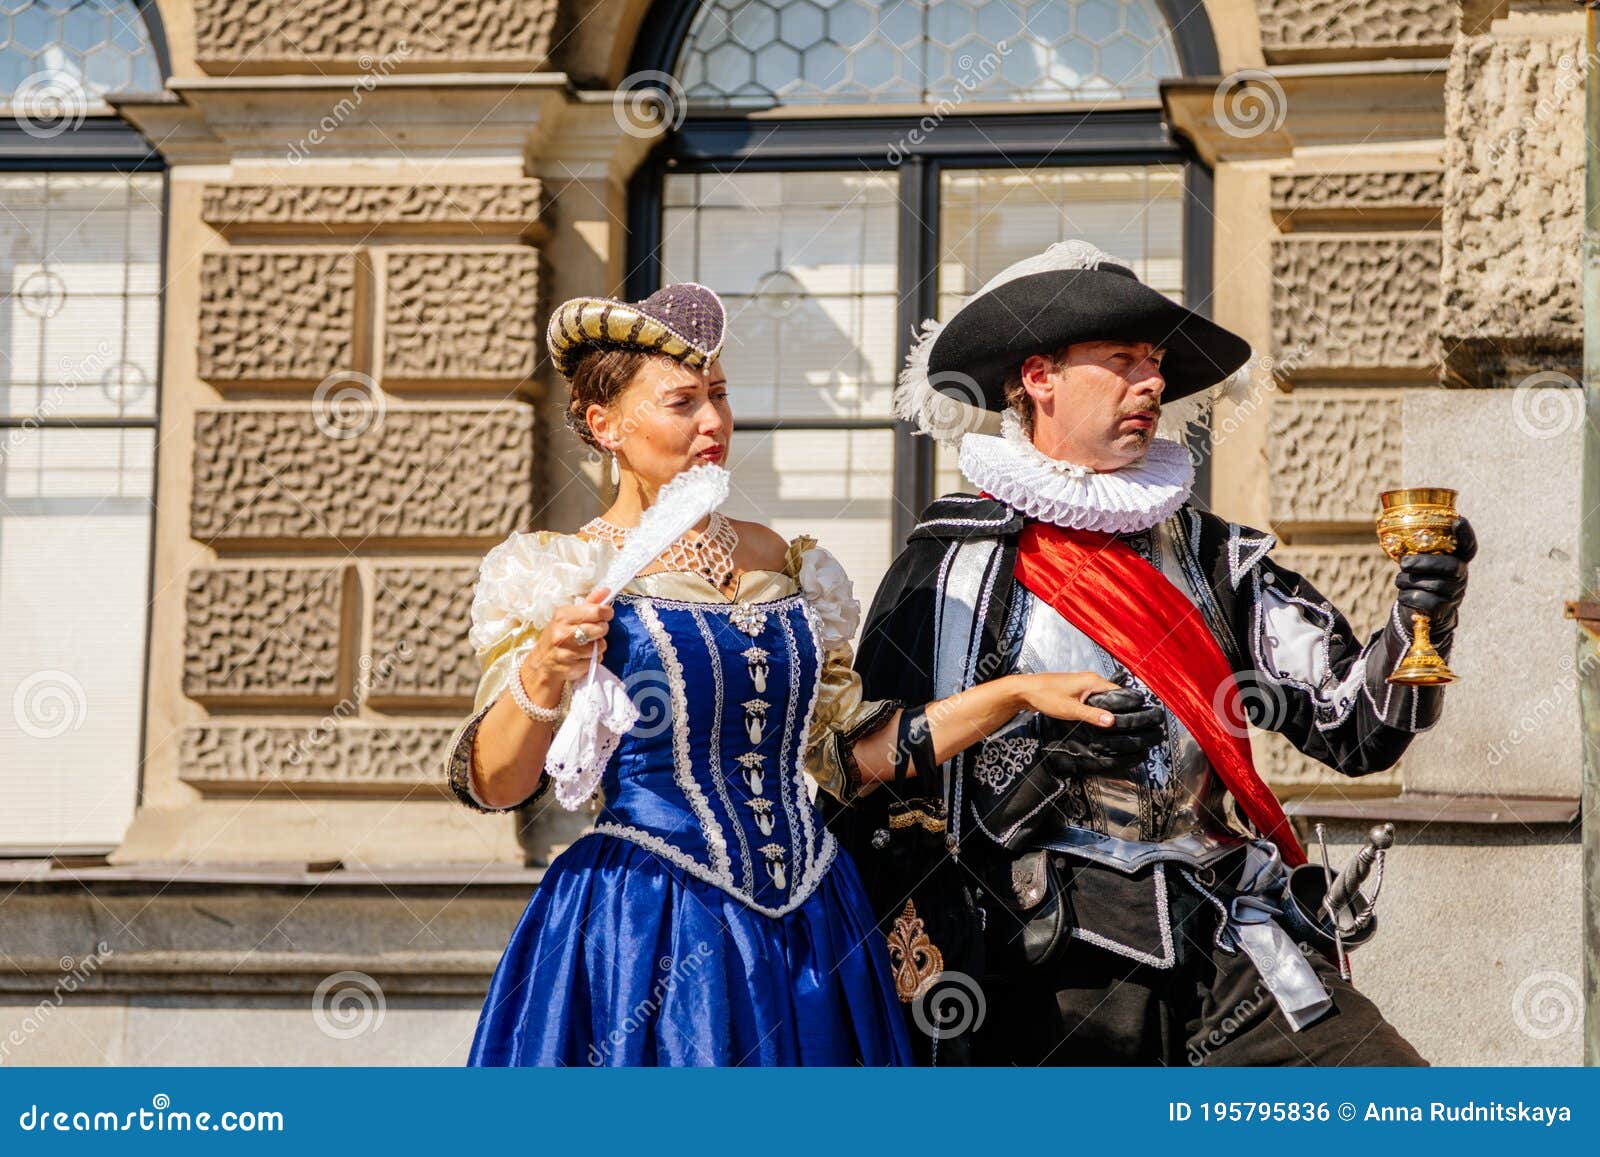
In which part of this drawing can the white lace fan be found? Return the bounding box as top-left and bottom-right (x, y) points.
(543, 464), (733, 809)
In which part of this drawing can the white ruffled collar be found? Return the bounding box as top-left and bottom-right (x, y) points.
(957, 411), (1194, 534)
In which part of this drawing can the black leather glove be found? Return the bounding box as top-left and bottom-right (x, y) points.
(970, 687), (1166, 850)
(1395, 515), (1475, 646)
(1031, 687), (1166, 780)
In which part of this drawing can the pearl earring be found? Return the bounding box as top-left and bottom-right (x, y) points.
(609, 452), (621, 487)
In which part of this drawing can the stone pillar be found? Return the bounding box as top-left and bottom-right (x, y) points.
(107, 0), (656, 867)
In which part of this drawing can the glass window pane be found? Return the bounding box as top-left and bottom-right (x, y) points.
(662, 170), (899, 422)
(0, 425), (153, 851)
(720, 427), (895, 632)
(0, 0), (161, 105)
(676, 0), (1181, 109)
(0, 171), (162, 420)
(933, 165), (1185, 493)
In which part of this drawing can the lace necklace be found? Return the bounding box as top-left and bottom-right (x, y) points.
(581, 509), (741, 590)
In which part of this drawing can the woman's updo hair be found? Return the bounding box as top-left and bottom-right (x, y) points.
(563, 346), (653, 450)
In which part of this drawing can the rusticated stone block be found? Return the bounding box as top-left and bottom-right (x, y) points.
(180, 725), (454, 795)
(1271, 170), (1444, 226)
(191, 406), (535, 547)
(1442, 33), (1583, 386)
(193, 0), (559, 71)
(198, 250), (357, 384)
(1257, 0), (1456, 60)
(383, 249), (540, 383)
(1268, 393), (1401, 529)
(367, 565), (478, 704)
(184, 566), (351, 704)
(1274, 547), (1393, 637)
(1271, 236), (1440, 375)
(1255, 730), (1402, 792)
(201, 182), (544, 237)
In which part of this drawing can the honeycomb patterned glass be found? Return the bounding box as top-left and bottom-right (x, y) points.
(0, 0), (162, 106)
(675, 0), (1180, 108)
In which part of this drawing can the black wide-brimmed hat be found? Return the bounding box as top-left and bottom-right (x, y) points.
(897, 240), (1252, 442)
(546, 282), (727, 381)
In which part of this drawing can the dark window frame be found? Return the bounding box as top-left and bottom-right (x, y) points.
(624, 0), (1221, 545)
(0, 0), (171, 835)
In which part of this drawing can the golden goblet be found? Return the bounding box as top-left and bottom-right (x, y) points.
(1376, 487), (1461, 685)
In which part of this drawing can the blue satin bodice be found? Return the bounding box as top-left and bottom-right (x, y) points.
(591, 591), (836, 917)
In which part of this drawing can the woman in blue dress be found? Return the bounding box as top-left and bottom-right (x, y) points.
(444, 283), (1123, 1066)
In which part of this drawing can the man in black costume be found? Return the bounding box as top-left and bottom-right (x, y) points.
(828, 240), (1474, 1066)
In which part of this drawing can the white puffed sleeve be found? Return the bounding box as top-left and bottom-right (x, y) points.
(444, 530), (615, 812)
(788, 536), (899, 804)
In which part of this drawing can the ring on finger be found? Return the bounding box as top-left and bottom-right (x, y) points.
(573, 626), (591, 646)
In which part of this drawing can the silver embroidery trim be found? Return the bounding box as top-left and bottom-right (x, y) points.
(1226, 523), (1277, 590)
(973, 737), (1039, 792)
(1174, 509), (1239, 667)
(623, 591), (805, 615)
(1249, 571), (1364, 732)
(1068, 862), (1177, 969)
(783, 603), (823, 869)
(633, 599), (731, 877)
(915, 515), (1017, 532)
(1178, 866), (1240, 953)
(690, 607), (755, 892)
(591, 822), (838, 919)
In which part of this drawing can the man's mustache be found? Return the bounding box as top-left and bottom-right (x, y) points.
(1121, 402), (1161, 418)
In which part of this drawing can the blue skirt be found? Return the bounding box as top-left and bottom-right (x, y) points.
(467, 831), (914, 1066)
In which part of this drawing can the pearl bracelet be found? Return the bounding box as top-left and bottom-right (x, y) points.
(509, 662), (565, 724)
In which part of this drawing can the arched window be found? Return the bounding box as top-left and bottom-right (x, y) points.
(0, 0), (167, 855)
(676, 0), (1182, 107)
(0, 0), (163, 107)
(629, 0), (1218, 613)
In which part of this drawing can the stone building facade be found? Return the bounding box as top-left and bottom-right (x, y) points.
(0, 0), (1588, 1064)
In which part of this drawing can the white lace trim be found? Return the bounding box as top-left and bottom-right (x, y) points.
(957, 409), (1194, 534)
(591, 823), (838, 919)
(634, 600), (731, 876)
(543, 664), (639, 810)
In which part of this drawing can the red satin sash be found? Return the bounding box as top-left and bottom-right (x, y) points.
(1012, 520), (1306, 867)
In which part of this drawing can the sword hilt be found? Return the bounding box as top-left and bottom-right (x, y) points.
(1323, 822), (1394, 920)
